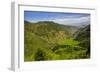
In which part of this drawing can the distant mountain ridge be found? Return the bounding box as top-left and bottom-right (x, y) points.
(25, 20), (88, 27)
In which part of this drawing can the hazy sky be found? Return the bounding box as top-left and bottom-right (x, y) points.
(24, 11), (90, 26)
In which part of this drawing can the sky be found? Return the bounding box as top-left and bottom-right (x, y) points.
(24, 11), (90, 26)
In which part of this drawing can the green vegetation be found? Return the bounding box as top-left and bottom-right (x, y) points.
(24, 21), (90, 62)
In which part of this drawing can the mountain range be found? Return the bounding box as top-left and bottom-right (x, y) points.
(24, 21), (90, 61)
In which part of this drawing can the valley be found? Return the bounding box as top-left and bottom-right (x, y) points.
(24, 21), (90, 61)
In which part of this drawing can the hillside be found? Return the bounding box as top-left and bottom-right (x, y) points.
(24, 21), (90, 61)
(74, 25), (90, 55)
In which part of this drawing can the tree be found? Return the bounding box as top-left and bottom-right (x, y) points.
(34, 48), (45, 61)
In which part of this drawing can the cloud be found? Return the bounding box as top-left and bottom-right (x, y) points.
(52, 15), (90, 26)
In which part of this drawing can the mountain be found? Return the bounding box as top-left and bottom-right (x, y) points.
(73, 25), (90, 56)
(24, 21), (90, 61)
(24, 21), (78, 42)
(74, 25), (90, 41)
